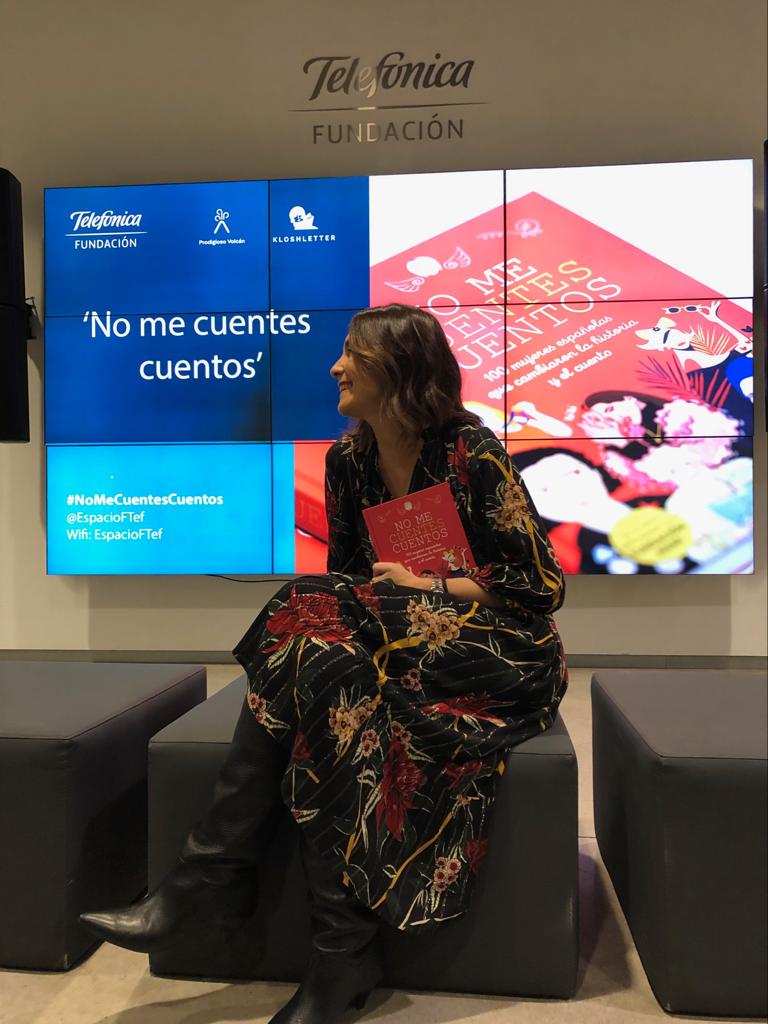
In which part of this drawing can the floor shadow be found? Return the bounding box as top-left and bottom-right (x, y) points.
(94, 977), (537, 1024)
(92, 981), (292, 1024)
(93, 981), (460, 1024)
(574, 844), (634, 1000)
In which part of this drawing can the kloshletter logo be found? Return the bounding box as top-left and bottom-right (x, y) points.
(272, 203), (336, 244)
(289, 206), (317, 231)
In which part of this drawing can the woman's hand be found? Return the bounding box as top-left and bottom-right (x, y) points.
(371, 561), (431, 589)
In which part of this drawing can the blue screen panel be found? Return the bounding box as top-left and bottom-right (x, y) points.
(269, 177), (370, 310)
(42, 162), (755, 577)
(272, 443), (297, 574)
(47, 444), (272, 574)
(45, 312), (273, 443)
(45, 181), (269, 316)
(271, 309), (358, 442)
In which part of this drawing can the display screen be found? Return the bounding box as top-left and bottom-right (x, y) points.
(44, 160), (755, 574)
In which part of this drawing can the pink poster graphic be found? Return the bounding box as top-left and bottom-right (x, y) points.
(371, 191), (753, 441)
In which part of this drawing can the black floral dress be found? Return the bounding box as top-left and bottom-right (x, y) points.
(233, 422), (567, 931)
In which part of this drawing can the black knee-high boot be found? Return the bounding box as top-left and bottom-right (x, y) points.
(269, 835), (384, 1023)
(79, 696), (288, 953)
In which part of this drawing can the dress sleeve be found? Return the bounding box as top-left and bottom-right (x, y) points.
(324, 442), (362, 574)
(462, 429), (565, 615)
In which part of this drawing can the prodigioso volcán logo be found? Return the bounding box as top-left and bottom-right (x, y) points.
(199, 207), (247, 247)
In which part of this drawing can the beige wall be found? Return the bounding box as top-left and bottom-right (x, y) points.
(0, 0), (765, 656)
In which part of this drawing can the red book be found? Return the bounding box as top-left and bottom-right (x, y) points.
(362, 481), (477, 577)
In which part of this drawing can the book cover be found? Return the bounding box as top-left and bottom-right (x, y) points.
(370, 188), (753, 441)
(362, 481), (477, 577)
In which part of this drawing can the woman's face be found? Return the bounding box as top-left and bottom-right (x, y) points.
(329, 336), (382, 420)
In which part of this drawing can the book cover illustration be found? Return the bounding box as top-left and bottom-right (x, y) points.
(370, 190), (753, 442)
(362, 481), (477, 577)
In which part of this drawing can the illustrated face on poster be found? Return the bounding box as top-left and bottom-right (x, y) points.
(44, 161), (754, 575)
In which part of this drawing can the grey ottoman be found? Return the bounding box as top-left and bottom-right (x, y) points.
(592, 669), (767, 1017)
(0, 660), (206, 970)
(149, 676), (579, 998)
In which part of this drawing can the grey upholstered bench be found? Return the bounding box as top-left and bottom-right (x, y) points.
(0, 660), (206, 970)
(148, 675), (579, 998)
(592, 669), (767, 1018)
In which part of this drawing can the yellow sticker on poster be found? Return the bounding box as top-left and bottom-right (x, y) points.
(609, 507), (692, 565)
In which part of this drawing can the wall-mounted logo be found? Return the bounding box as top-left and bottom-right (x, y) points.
(199, 207), (245, 247)
(303, 51), (475, 102)
(292, 49), (483, 147)
(272, 204), (336, 245)
(67, 210), (146, 250)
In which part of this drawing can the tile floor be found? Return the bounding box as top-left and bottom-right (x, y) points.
(0, 667), (747, 1024)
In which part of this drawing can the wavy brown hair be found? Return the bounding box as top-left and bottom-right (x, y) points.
(341, 303), (483, 452)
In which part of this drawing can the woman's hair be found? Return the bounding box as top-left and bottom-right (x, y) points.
(341, 303), (483, 452)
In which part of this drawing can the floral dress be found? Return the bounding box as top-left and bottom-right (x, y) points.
(233, 422), (567, 931)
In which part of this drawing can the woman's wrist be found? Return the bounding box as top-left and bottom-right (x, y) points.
(416, 572), (443, 592)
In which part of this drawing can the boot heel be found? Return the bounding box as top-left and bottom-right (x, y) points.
(350, 990), (371, 1010)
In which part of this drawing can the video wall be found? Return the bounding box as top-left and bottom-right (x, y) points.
(44, 160), (755, 575)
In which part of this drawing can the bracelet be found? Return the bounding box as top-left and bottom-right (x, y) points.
(430, 576), (446, 594)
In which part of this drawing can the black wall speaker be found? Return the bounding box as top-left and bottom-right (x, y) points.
(0, 167), (29, 442)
